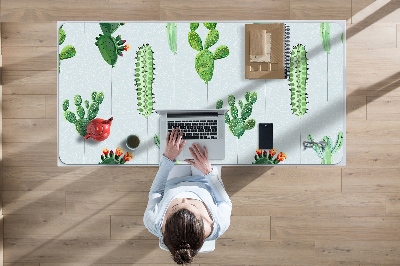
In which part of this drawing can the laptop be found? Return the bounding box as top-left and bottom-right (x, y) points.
(156, 109), (228, 160)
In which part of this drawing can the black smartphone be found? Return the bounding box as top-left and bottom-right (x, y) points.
(259, 123), (273, 149)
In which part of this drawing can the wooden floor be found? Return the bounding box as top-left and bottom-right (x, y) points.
(1, 0), (400, 265)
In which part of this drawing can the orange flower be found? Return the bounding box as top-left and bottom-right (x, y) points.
(102, 148), (109, 155)
(256, 149), (262, 156)
(124, 44), (130, 51)
(115, 147), (124, 157)
(269, 149), (277, 156)
(124, 152), (133, 162)
(277, 152), (287, 162)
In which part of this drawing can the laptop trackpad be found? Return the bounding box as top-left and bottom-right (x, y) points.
(182, 140), (218, 159)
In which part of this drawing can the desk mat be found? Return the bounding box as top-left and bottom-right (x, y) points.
(58, 21), (345, 165)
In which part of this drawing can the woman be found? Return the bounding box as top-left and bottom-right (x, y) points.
(144, 127), (232, 264)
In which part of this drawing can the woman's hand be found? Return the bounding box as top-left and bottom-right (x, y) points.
(164, 127), (186, 161)
(184, 143), (212, 175)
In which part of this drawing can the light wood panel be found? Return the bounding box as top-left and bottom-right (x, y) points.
(290, 0), (351, 20)
(4, 214), (110, 240)
(316, 240), (400, 264)
(1, 70), (56, 95)
(346, 120), (400, 145)
(346, 143), (400, 168)
(367, 96), (400, 120)
(2, 119), (56, 143)
(231, 192), (386, 217)
(386, 194), (400, 216)
(159, 0), (290, 20)
(272, 216), (400, 240)
(343, 168), (400, 193)
(2, 191), (65, 215)
(2, 142), (57, 167)
(0, 0), (160, 21)
(347, 96), (366, 120)
(2, 166), (156, 192)
(2, 95), (46, 118)
(2, 47), (56, 71)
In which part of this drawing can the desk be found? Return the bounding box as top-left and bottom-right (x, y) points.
(58, 21), (346, 165)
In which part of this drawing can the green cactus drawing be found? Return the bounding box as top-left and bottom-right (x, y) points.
(320, 22), (331, 54)
(62, 91), (104, 137)
(252, 149), (287, 164)
(188, 22), (229, 83)
(289, 44), (309, 117)
(341, 33), (344, 43)
(135, 43), (155, 118)
(95, 23), (129, 67)
(58, 25), (76, 73)
(167, 23), (177, 54)
(308, 132), (344, 164)
(99, 148), (133, 164)
(154, 134), (160, 148)
(216, 91), (257, 139)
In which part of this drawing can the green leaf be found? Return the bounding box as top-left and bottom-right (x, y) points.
(203, 23), (217, 30)
(76, 105), (85, 119)
(64, 110), (77, 124)
(243, 119), (255, 130)
(59, 26), (66, 45)
(188, 31), (203, 51)
(62, 99), (69, 111)
(95, 91), (104, 104)
(204, 29), (219, 49)
(59, 45), (76, 60)
(190, 23), (199, 31)
(213, 45), (229, 60)
(74, 95), (82, 106)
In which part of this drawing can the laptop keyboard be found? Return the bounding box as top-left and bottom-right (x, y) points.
(168, 120), (218, 139)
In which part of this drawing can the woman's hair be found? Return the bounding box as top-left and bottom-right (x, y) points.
(163, 208), (206, 265)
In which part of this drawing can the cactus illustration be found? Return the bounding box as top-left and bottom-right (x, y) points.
(289, 44), (309, 117)
(95, 23), (129, 67)
(167, 23), (177, 54)
(62, 91), (104, 137)
(252, 149), (287, 164)
(154, 134), (160, 148)
(320, 23), (330, 54)
(99, 148), (133, 164)
(135, 43), (156, 118)
(188, 22), (229, 83)
(341, 32), (344, 43)
(58, 25), (76, 73)
(307, 132), (344, 164)
(216, 91), (257, 139)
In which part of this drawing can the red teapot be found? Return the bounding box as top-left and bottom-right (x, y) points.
(84, 117), (113, 141)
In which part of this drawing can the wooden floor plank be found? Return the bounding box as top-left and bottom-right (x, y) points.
(347, 23), (397, 49)
(386, 194), (400, 216)
(2, 119), (56, 143)
(290, 0), (351, 20)
(346, 143), (400, 168)
(346, 120), (400, 145)
(45, 95), (56, 119)
(66, 191), (148, 216)
(367, 96), (400, 120)
(1, 23), (56, 46)
(347, 96), (366, 120)
(160, 0), (290, 20)
(0, 0), (160, 21)
(1, 166), (156, 192)
(4, 238), (315, 265)
(3, 95), (46, 119)
(1, 70), (57, 95)
(351, 0), (376, 24)
(111, 216), (154, 240)
(223, 166), (341, 193)
(231, 192), (386, 217)
(4, 214), (110, 240)
(2, 142), (57, 167)
(2, 191), (65, 215)
(343, 168), (400, 193)
(272, 216), (400, 241)
(2, 47), (56, 71)
(316, 240), (400, 264)
(346, 49), (400, 97)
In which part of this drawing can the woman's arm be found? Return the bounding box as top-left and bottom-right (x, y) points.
(143, 154), (175, 236)
(205, 167), (232, 237)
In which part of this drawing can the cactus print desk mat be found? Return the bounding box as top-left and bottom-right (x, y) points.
(58, 21), (345, 165)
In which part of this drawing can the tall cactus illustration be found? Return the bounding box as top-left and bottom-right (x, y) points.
(216, 91), (257, 139)
(62, 91), (104, 137)
(289, 44), (309, 117)
(188, 22), (229, 83)
(307, 132), (344, 164)
(320, 22), (331, 54)
(167, 23), (177, 54)
(58, 25), (76, 73)
(135, 43), (155, 118)
(95, 23), (129, 67)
